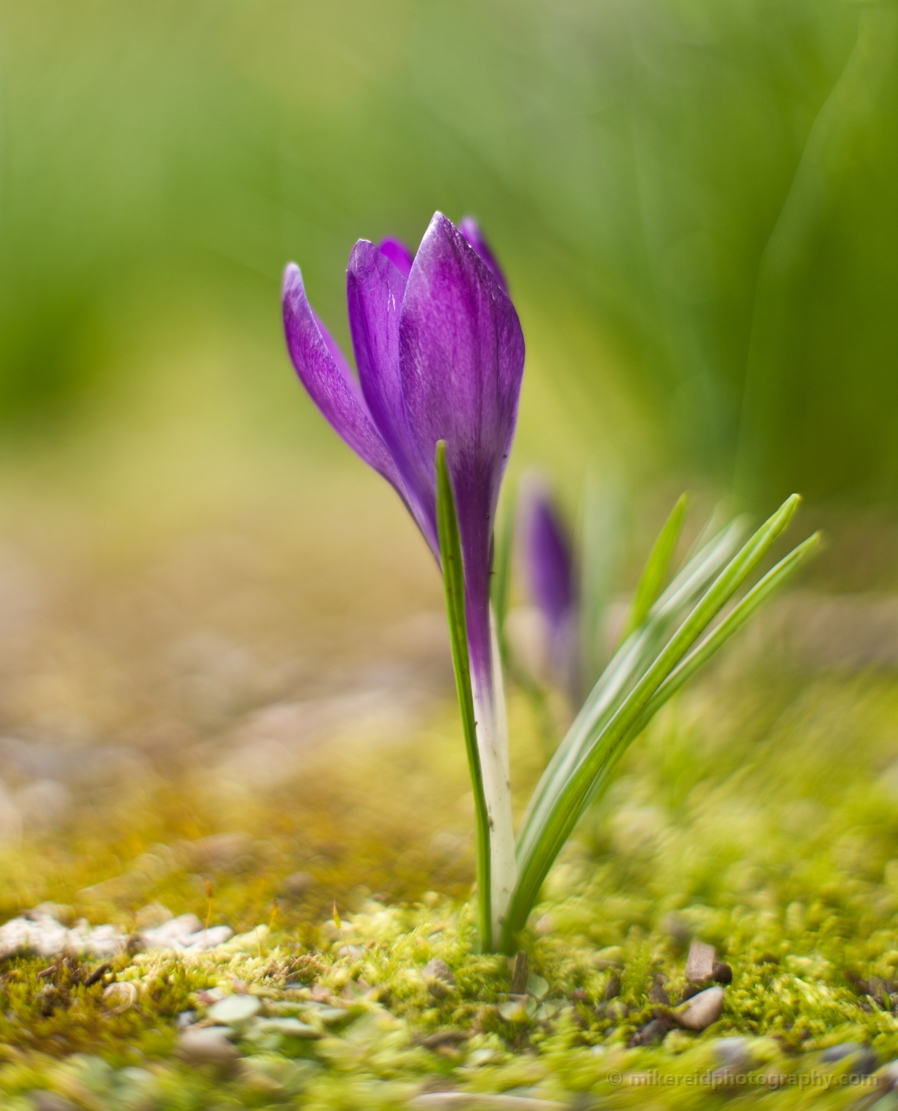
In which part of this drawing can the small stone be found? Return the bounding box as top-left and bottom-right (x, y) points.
(133, 903), (173, 931)
(175, 1026), (239, 1065)
(685, 940), (716, 982)
(879, 1059), (898, 1090)
(605, 999), (628, 1022)
(712, 961), (733, 985)
(176, 1010), (197, 1029)
(29, 1094), (78, 1111)
(423, 959), (456, 998)
(419, 1029), (468, 1049)
(526, 974), (549, 1000)
(280, 871), (314, 898)
(140, 912), (203, 948)
(498, 997), (533, 1023)
(207, 994), (261, 1024)
(253, 1017), (321, 1038)
(820, 1043), (877, 1076)
(629, 1017), (671, 1047)
(411, 1093), (566, 1110)
(182, 925), (234, 951)
(675, 986), (725, 1031)
(714, 1036), (752, 1071)
(102, 981), (138, 1014)
(649, 976), (670, 1005)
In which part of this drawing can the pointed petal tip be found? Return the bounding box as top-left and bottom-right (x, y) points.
(459, 215), (509, 294)
(377, 236), (414, 277)
(282, 263), (308, 306)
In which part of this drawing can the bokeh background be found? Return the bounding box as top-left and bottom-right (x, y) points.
(0, 0), (897, 930)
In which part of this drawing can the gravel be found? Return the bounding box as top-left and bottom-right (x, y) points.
(0, 904), (234, 960)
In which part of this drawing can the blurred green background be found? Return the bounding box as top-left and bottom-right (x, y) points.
(0, 0), (898, 974)
(1, 0), (896, 509)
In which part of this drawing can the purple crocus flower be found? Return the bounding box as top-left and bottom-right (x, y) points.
(521, 479), (579, 698)
(282, 212), (524, 933)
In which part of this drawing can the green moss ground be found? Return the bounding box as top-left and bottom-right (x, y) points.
(5, 662), (898, 1108)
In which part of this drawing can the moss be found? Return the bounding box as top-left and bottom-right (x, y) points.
(4, 669), (898, 1106)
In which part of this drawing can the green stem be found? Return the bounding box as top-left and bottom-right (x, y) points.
(435, 441), (492, 949)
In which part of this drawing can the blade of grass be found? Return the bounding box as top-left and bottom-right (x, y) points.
(573, 531), (823, 820)
(501, 495), (803, 952)
(639, 531), (822, 724)
(514, 517), (746, 867)
(435, 441), (492, 950)
(617, 493), (688, 645)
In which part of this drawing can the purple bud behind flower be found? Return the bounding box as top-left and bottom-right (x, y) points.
(521, 478), (579, 699)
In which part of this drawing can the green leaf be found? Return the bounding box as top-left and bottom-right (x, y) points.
(435, 441), (492, 950)
(514, 516), (746, 879)
(618, 493), (688, 645)
(639, 530), (822, 724)
(500, 494), (806, 953)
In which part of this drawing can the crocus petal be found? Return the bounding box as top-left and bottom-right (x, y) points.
(282, 263), (411, 499)
(347, 241), (438, 554)
(378, 237), (414, 278)
(399, 213), (525, 677)
(459, 216), (509, 295)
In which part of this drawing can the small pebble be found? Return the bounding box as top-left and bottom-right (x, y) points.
(675, 986), (725, 1031)
(411, 1094), (566, 1110)
(712, 961), (733, 985)
(649, 977), (670, 1005)
(423, 958), (456, 998)
(176, 1010), (197, 1029)
(175, 1026), (239, 1065)
(498, 997), (532, 1023)
(629, 1017), (671, 1047)
(102, 981), (138, 1014)
(878, 1059), (898, 1090)
(820, 1042), (877, 1076)
(207, 994), (261, 1024)
(714, 1036), (752, 1071)
(685, 940), (716, 982)
(29, 1095), (78, 1111)
(419, 1029), (468, 1049)
(253, 1017), (321, 1038)
(605, 999), (628, 1022)
(280, 871), (314, 899)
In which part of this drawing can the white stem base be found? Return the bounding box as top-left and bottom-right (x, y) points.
(471, 608), (517, 944)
